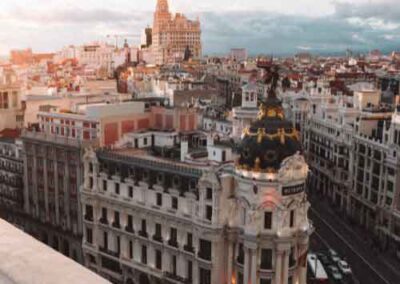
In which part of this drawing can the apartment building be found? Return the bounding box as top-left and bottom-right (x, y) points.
(304, 88), (400, 259)
(0, 133), (24, 227)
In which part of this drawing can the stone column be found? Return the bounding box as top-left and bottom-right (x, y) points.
(282, 250), (289, 284)
(275, 250), (283, 284)
(243, 248), (250, 284)
(227, 242), (234, 284)
(298, 240), (308, 284)
(250, 248), (257, 284)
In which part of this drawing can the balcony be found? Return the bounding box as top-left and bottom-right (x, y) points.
(125, 225), (134, 234)
(197, 251), (211, 261)
(183, 244), (194, 253)
(168, 239), (178, 248)
(153, 234), (163, 243)
(99, 217), (108, 225)
(112, 222), (121, 229)
(84, 214), (93, 222)
(164, 272), (185, 282)
(99, 246), (120, 258)
(138, 230), (148, 238)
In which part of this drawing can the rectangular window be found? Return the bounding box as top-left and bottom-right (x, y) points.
(86, 228), (92, 244)
(199, 268), (211, 284)
(103, 231), (108, 249)
(260, 249), (272, 270)
(128, 186), (133, 198)
(155, 250), (162, 270)
(116, 236), (120, 255)
(103, 180), (107, 191)
(101, 208), (107, 223)
(206, 187), (213, 200)
(187, 260), (193, 281)
(156, 193), (162, 206)
(169, 227), (178, 247)
(172, 197), (178, 210)
(129, 241), (133, 259)
(264, 212), (272, 229)
(154, 223), (162, 241)
(187, 233), (193, 247)
(206, 205), (212, 221)
(127, 215), (133, 231)
(172, 255), (177, 275)
(115, 183), (120, 195)
(141, 219), (147, 234)
(290, 210), (295, 228)
(199, 239), (212, 261)
(141, 245), (147, 264)
(85, 205), (93, 221)
(237, 243), (244, 264)
(113, 211), (120, 227)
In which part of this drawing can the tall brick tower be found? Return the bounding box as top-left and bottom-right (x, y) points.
(152, 0), (202, 65)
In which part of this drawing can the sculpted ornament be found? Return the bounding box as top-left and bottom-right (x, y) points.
(278, 152), (309, 182)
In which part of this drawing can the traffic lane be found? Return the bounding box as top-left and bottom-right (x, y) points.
(310, 210), (387, 284)
(310, 199), (400, 283)
(310, 231), (360, 284)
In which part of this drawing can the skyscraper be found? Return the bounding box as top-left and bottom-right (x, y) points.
(152, 0), (202, 65)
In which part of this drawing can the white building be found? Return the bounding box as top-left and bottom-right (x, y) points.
(80, 90), (312, 284)
(304, 87), (400, 259)
(232, 83), (259, 139)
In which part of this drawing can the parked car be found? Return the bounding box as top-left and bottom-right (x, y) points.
(328, 249), (341, 263)
(338, 260), (352, 275)
(327, 265), (343, 283)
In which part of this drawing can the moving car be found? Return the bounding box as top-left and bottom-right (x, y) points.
(327, 265), (343, 283)
(338, 260), (352, 275)
(328, 249), (341, 263)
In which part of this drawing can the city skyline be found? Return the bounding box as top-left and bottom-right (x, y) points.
(0, 0), (399, 56)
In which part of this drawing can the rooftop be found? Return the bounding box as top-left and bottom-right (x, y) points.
(0, 219), (110, 284)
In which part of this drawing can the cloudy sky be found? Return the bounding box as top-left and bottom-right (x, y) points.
(0, 0), (399, 56)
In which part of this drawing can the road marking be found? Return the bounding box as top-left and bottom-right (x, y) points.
(314, 230), (330, 249)
(319, 204), (400, 279)
(313, 230), (361, 284)
(310, 207), (392, 284)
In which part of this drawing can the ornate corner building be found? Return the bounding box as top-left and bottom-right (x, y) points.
(80, 69), (313, 284)
(153, 0), (202, 65)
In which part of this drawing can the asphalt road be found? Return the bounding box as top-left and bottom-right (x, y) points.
(309, 197), (400, 284)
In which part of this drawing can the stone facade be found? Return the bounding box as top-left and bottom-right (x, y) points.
(21, 130), (91, 263)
